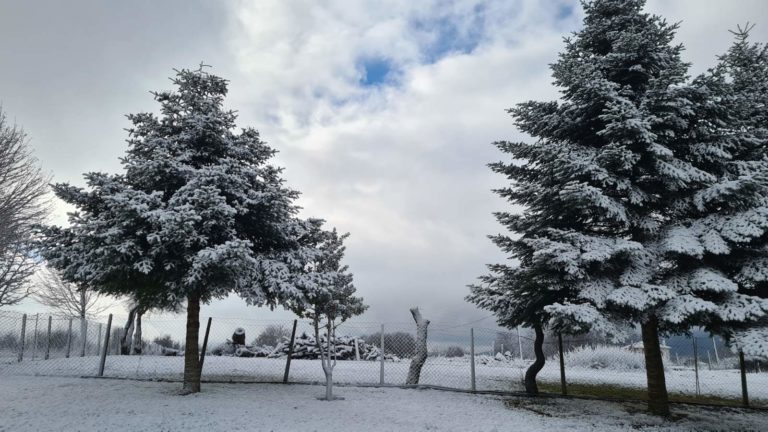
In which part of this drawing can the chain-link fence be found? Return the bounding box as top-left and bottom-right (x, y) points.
(1, 311), (765, 408)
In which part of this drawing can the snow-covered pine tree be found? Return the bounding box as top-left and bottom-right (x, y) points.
(289, 222), (367, 400)
(39, 66), (332, 394)
(669, 28), (768, 358)
(466, 0), (761, 415)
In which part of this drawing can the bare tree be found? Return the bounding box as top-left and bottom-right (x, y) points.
(0, 109), (49, 307)
(35, 267), (112, 356)
(34, 267), (110, 319)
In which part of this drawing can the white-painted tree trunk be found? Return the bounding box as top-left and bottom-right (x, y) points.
(406, 307), (429, 385)
(315, 317), (337, 400)
(130, 311), (142, 354)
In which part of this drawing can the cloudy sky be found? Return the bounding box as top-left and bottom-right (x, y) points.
(2, 0), (768, 326)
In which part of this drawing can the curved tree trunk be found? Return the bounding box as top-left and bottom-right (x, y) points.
(642, 315), (669, 416)
(181, 292), (201, 394)
(406, 307), (429, 385)
(524, 325), (545, 395)
(120, 305), (137, 355)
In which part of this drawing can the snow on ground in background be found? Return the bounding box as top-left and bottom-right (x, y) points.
(0, 375), (766, 432)
(3, 355), (767, 403)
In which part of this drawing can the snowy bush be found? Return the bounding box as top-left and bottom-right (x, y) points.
(0, 332), (17, 349)
(561, 345), (646, 370)
(445, 346), (465, 358)
(152, 335), (182, 350)
(253, 325), (291, 347)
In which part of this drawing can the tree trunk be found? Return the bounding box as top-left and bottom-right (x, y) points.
(641, 315), (670, 416)
(79, 315), (87, 357)
(78, 290), (87, 356)
(131, 311), (143, 355)
(326, 320), (334, 400)
(406, 307), (429, 385)
(325, 368), (333, 400)
(121, 306), (137, 355)
(181, 292), (201, 394)
(524, 325), (545, 395)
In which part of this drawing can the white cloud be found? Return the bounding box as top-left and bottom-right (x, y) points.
(5, 0), (768, 325)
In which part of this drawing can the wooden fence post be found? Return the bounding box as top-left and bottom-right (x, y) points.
(470, 328), (476, 392)
(379, 324), (385, 385)
(739, 351), (749, 408)
(65, 318), (73, 358)
(199, 317), (212, 373)
(98, 314), (112, 377)
(558, 333), (567, 395)
(283, 319), (298, 383)
(517, 326), (524, 360)
(44, 316), (52, 360)
(17, 314), (27, 362)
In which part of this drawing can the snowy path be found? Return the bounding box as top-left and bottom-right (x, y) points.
(0, 376), (766, 431)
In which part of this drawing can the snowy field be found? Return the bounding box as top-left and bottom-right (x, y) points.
(2, 354), (767, 404)
(0, 375), (766, 431)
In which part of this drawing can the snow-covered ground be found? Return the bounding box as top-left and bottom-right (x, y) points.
(2, 354), (766, 404)
(0, 375), (766, 431)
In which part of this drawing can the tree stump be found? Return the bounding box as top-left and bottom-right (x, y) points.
(406, 307), (429, 385)
(232, 328), (246, 345)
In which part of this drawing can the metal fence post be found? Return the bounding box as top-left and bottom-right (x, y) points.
(517, 326), (523, 360)
(17, 314), (27, 362)
(379, 324), (385, 385)
(44, 316), (52, 360)
(712, 336), (719, 363)
(199, 317), (213, 374)
(283, 319), (298, 383)
(65, 318), (73, 358)
(558, 333), (567, 395)
(739, 350), (749, 407)
(470, 328), (476, 392)
(693, 337), (700, 396)
(98, 314), (112, 377)
(115, 328), (121, 355)
(96, 323), (102, 356)
(31, 313), (39, 360)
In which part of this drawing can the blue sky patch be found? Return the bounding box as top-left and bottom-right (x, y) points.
(556, 3), (574, 20)
(411, 4), (486, 64)
(360, 57), (392, 86)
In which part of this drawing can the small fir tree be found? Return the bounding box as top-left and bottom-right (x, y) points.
(290, 223), (367, 400)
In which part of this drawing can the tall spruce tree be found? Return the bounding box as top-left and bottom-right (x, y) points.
(39, 67), (332, 394)
(679, 28), (768, 357)
(468, 0), (768, 415)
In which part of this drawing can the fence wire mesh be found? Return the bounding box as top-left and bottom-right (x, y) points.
(1, 311), (765, 407)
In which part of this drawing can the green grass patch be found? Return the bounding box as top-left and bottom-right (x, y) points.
(537, 381), (762, 408)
